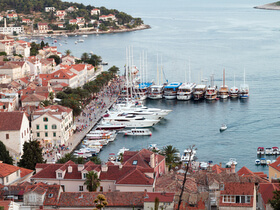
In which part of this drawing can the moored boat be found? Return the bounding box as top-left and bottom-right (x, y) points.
(181, 149), (196, 162)
(177, 83), (196, 100)
(230, 74), (239, 98)
(260, 158), (266, 165)
(225, 158), (237, 168)
(108, 153), (116, 161)
(257, 147), (265, 155)
(163, 82), (182, 99)
(96, 123), (126, 130)
(148, 85), (164, 99)
(273, 147), (279, 155)
(239, 70), (249, 99)
(265, 147), (273, 155)
(124, 128), (152, 136)
(255, 159), (260, 165)
(205, 87), (218, 100)
(193, 85), (206, 100)
(218, 69), (229, 99)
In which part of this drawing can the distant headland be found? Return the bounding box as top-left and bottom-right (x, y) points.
(254, 2), (280, 10)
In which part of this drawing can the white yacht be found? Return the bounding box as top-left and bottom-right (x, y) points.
(177, 83), (196, 100)
(102, 113), (160, 128)
(230, 74), (239, 98)
(218, 69), (229, 99)
(123, 128), (152, 136)
(239, 70), (249, 99)
(148, 85), (164, 99)
(225, 158), (237, 168)
(193, 85), (206, 100)
(205, 87), (218, 100)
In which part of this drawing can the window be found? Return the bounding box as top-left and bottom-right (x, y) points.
(246, 196), (251, 203)
(36, 125), (39, 129)
(53, 132), (56, 137)
(45, 125), (48, 130)
(83, 173), (86, 179)
(57, 173), (62, 178)
(45, 132), (48, 137)
(52, 124), (57, 129)
(223, 196), (235, 203)
(79, 186), (83, 191)
(99, 186), (103, 192)
(16, 170), (19, 176)
(43, 117), (48, 122)
(6, 134), (9, 139)
(132, 160), (138, 165)
(37, 133), (40, 137)
(6, 177), (8, 183)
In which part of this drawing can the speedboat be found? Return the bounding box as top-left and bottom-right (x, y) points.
(255, 159), (260, 165)
(260, 158), (266, 165)
(124, 128), (152, 136)
(225, 158), (237, 168)
(177, 83), (196, 100)
(96, 123), (126, 130)
(257, 147), (265, 155)
(273, 147), (280, 155)
(108, 153), (116, 161)
(265, 147), (273, 155)
(193, 85), (206, 100)
(181, 149), (196, 162)
(220, 124), (227, 132)
(266, 159), (272, 165)
(108, 109), (163, 120)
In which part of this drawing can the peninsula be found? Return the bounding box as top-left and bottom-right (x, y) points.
(254, 1), (280, 10)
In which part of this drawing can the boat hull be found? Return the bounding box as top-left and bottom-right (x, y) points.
(164, 95), (177, 100)
(148, 94), (163, 99)
(177, 94), (192, 100)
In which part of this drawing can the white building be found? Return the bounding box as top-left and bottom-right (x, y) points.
(0, 112), (31, 157)
(32, 105), (74, 146)
(45, 7), (56, 12)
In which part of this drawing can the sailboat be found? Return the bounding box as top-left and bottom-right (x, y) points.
(239, 69), (249, 99)
(148, 55), (164, 99)
(218, 68), (229, 99)
(230, 74), (239, 98)
(177, 59), (196, 100)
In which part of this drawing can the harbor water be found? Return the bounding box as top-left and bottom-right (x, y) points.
(40, 0), (280, 173)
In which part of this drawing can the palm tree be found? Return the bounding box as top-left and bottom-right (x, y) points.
(81, 52), (89, 62)
(162, 145), (179, 166)
(84, 171), (100, 192)
(65, 49), (71, 56)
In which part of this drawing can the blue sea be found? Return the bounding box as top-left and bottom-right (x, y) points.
(43, 0), (280, 173)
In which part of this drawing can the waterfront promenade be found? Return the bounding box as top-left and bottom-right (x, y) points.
(43, 79), (122, 163)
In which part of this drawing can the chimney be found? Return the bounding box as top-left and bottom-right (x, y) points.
(219, 162), (222, 168)
(78, 164), (84, 171)
(150, 153), (155, 168)
(231, 163), (235, 173)
(101, 164), (108, 172)
(68, 165), (72, 173)
(119, 164), (123, 169)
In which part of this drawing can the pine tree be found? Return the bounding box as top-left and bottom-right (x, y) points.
(18, 140), (45, 170)
(0, 141), (13, 165)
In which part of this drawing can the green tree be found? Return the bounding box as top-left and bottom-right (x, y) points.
(0, 141), (13, 164)
(154, 197), (159, 210)
(161, 145), (180, 169)
(84, 171), (100, 192)
(90, 156), (101, 164)
(94, 194), (108, 209)
(56, 153), (76, 163)
(269, 188), (280, 209)
(108, 65), (119, 75)
(65, 49), (71, 56)
(49, 91), (54, 102)
(48, 55), (61, 65)
(40, 100), (51, 107)
(81, 52), (89, 62)
(18, 140), (45, 170)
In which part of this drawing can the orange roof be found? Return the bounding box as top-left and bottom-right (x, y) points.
(269, 156), (280, 172)
(0, 162), (20, 177)
(70, 64), (86, 71)
(51, 69), (77, 79)
(258, 183), (280, 205)
(144, 192), (174, 202)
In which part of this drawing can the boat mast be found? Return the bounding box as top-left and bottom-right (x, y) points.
(157, 54), (159, 85)
(188, 58), (191, 83)
(125, 47), (129, 103)
(244, 68), (246, 85)
(223, 68), (225, 87)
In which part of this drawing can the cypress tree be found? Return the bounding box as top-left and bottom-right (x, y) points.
(0, 141), (13, 165)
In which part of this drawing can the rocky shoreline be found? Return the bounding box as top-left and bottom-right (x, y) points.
(254, 2), (280, 10)
(22, 24), (151, 38)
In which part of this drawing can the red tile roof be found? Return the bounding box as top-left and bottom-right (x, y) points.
(21, 93), (46, 102)
(258, 183), (280, 206)
(0, 163), (20, 177)
(269, 156), (280, 172)
(0, 201), (12, 210)
(0, 112), (26, 131)
(144, 192), (174, 202)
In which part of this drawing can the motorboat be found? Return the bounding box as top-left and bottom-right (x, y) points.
(108, 109), (163, 120)
(96, 123), (126, 130)
(273, 147), (280, 155)
(266, 159), (272, 165)
(108, 153), (116, 161)
(255, 159), (260, 165)
(117, 147), (129, 156)
(220, 124), (227, 132)
(205, 86), (218, 100)
(181, 149), (196, 162)
(77, 39), (84, 43)
(82, 34), (88, 37)
(148, 144), (159, 151)
(177, 83), (196, 100)
(123, 128), (152, 136)
(218, 69), (229, 99)
(102, 113), (160, 128)
(230, 86), (239, 98)
(148, 85), (164, 99)
(257, 147), (265, 155)
(163, 82), (182, 99)
(265, 147), (273, 155)
(200, 162), (208, 170)
(135, 82), (153, 100)
(193, 85), (206, 100)
(260, 158), (266, 165)
(225, 158), (237, 168)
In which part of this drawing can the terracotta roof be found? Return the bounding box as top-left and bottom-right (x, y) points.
(269, 156), (280, 172)
(237, 166), (255, 177)
(212, 164), (226, 174)
(70, 64), (86, 71)
(51, 69), (77, 79)
(258, 183), (280, 205)
(58, 192), (144, 207)
(0, 201), (12, 210)
(20, 167), (33, 178)
(144, 192), (175, 203)
(0, 163), (20, 177)
(21, 93), (46, 102)
(0, 112), (25, 131)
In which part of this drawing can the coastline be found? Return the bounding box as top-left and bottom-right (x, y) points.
(20, 24), (151, 38)
(254, 2), (280, 10)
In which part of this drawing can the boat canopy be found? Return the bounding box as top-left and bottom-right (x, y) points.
(258, 147), (264, 150)
(273, 147), (279, 149)
(260, 158), (266, 160)
(164, 82), (182, 90)
(139, 82), (153, 89)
